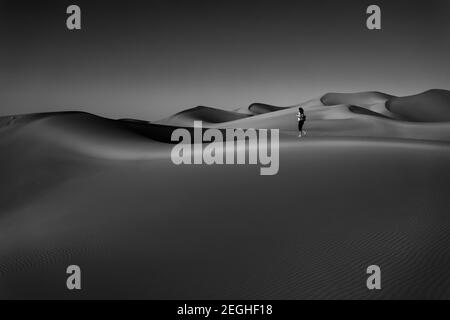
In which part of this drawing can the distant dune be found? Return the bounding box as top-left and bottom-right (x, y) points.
(155, 106), (250, 127)
(321, 91), (394, 107)
(387, 89), (450, 122)
(1, 89), (450, 299)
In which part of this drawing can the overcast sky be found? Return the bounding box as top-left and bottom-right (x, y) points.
(0, 0), (449, 120)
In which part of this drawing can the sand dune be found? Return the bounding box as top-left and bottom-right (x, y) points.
(321, 91), (394, 107)
(387, 89), (450, 122)
(212, 102), (450, 143)
(0, 112), (171, 159)
(234, 101), (321, 115)
(215, 104), (362, 130)
(155, 106), (250, 127)
(299, 98), (325, 109)
(1, 89), (450, 299)
(1, 135), (449, 299)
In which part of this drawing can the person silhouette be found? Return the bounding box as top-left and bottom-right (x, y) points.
(297, 107), (307, 137)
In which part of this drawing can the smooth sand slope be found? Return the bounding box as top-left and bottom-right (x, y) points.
(0, 89), (449, 299)
(155, 106), (251, 127)
(321, 91), (394, 107)
(387, 89), (450, 122)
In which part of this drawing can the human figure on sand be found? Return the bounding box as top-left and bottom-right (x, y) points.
(297, 107), (307, 137)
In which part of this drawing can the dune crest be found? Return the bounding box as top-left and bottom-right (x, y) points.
(2, 89), (450, 160)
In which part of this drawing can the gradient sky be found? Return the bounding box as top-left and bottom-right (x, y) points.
(0, 0), (449, 120)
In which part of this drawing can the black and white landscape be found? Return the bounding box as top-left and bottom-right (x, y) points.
(1, 89), (450, 299)
(0, 0), (450, 300)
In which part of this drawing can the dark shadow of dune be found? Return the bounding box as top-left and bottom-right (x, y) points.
(248, 103), (288, 114)
(386, 89), (450, 122)
(118, 118), (150, 125)
(348, 105), (394, 120)
(120, 120), (270, 144)
(119, 120), (197, 144)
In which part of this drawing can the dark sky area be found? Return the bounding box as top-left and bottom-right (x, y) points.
(0, 0), (449, 120)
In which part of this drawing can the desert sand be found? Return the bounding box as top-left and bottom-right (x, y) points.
(0, 90), (449, 299)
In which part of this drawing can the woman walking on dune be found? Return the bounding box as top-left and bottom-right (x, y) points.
(297, 107), (307, 137)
